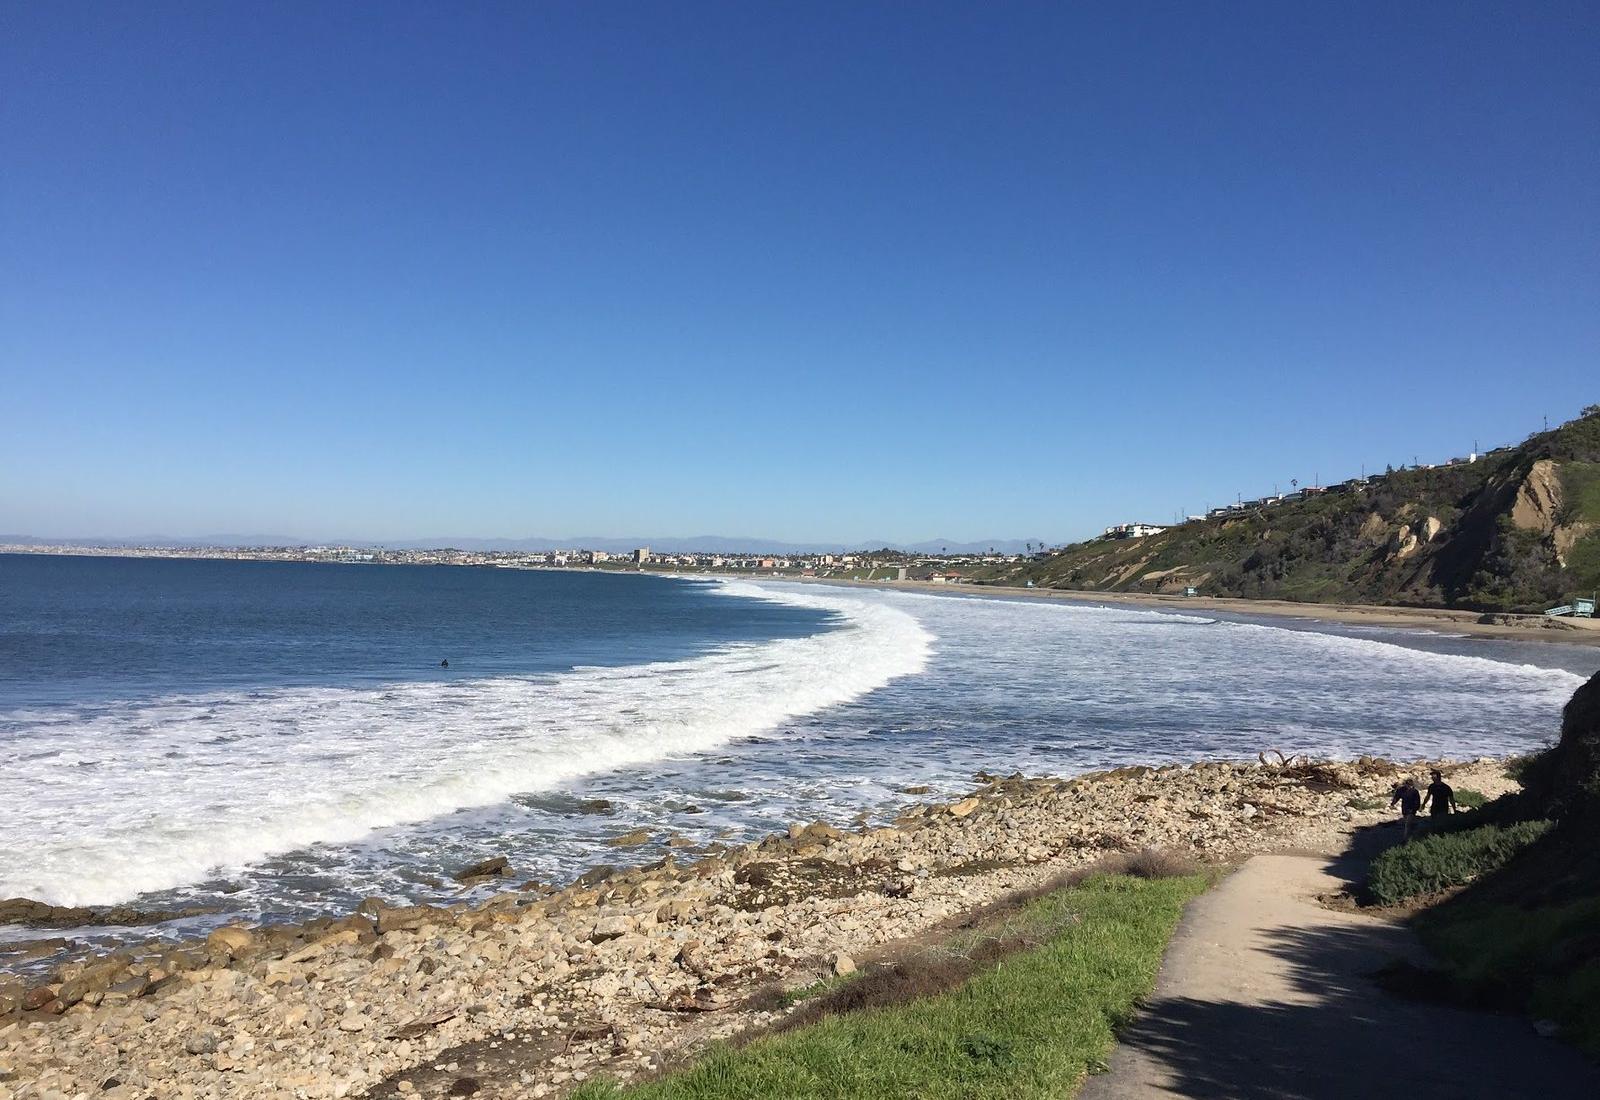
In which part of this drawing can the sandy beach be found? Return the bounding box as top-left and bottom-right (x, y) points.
(763, 574), (1600, 648)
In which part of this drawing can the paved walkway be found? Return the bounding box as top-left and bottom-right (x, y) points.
(1081, 849), (1600, 1100)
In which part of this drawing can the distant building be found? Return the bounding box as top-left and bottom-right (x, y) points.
(633, 547), (649, 563)
(1104, 523), (1167, 539)
(586, 550), (610, 564)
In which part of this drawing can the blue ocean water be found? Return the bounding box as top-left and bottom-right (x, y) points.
(0, 554), (833, 708)
(1, 553), (1595, 957)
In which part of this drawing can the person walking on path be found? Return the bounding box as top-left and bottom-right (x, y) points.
(1389, 777), (1422, 841)
(1422, 769), (1457, 821)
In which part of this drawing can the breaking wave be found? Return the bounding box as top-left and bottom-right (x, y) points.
(0, 582), (932, 906)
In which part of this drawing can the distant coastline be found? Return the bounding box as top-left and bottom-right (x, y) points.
(784, 574), (1600, 649)
(8, 542), (1599, 649)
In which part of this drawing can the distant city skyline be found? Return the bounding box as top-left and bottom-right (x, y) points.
(4, 5), (1596, 544)
(1, 532), (1041, 556)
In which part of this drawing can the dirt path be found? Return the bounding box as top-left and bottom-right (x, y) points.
(1080, 848), (1600, 1099)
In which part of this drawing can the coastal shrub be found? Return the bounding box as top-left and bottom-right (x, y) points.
(1558, 461), (1600, 526)
(1520, 670), (1600, 824)
(1419, 892), (1600, 1058)
(961, 848), (1199, 919)
(1454, 788), (1488, 811)
(1393, 670), (1600, 1057)
(1550, 407), (1600, 464)
(742, 973), (858, 1015)
(1564, 529), (1600, 595)
(572, 873), (1207, 1100)
(1367, 820), (1553, 905)
(1505, 750), (1554, 788)
(1115, 847), (1199, 880)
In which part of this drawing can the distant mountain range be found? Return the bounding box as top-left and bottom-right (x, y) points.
(0, 533), (1044, 556)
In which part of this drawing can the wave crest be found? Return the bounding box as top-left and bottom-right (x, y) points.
(0, 583), (932, 907)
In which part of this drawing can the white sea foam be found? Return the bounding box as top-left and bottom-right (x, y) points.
(807, 584), (1588, 765)
(0, 583), (932, 907)
(4, 577), (1592, 918)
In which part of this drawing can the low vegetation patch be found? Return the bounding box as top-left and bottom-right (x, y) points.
(1453, 788), (1488, 810)
(1367, 820), (1552, 905)
(1417, 891), (1600, 1058)
(1380, 670), (1600, 1055)
(574, 867), (1207, 1099)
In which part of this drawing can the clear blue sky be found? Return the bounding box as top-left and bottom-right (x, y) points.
(3, 3), (1596, 545)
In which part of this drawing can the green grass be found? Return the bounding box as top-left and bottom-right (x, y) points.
(771, 973), (857, 1011)
(573, 873), (1208, 1100)
(1390, 654), (1600, 1056)
(1418, 893), (1600, 1058)
(1368, 820), (1552, 905)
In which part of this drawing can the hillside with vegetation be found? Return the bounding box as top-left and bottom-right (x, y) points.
(976, 406), (1600, 612)
(1367, 669), (1600, 1056)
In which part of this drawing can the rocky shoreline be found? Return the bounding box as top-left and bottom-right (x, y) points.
(0, 755), (1518, 1100)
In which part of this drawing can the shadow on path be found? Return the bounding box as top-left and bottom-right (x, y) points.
(1081, 832), (1599, 1099)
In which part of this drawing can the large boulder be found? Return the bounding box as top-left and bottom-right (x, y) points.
(0, 980), (24, 1016)
(1524, 670), (1600, 824)
(453, 856), (510, 882)
(206, 925), (258, 958)
(375, 905), (448, 935)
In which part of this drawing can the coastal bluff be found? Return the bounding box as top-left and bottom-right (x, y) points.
(1, 755), (1516, 1100)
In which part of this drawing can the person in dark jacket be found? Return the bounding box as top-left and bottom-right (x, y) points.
(1422, 769), (1457, 821)
(1389, 777), (1422, 841)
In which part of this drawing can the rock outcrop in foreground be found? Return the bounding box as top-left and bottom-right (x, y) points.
(1524, 669), (1600, 825)
(0, 756), (1514, 1100)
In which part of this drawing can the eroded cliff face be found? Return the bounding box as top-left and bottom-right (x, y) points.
(1512, 459), (1565, 534)
(985, 408), (1600, 611)
(1498, 458), (1596, 572)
